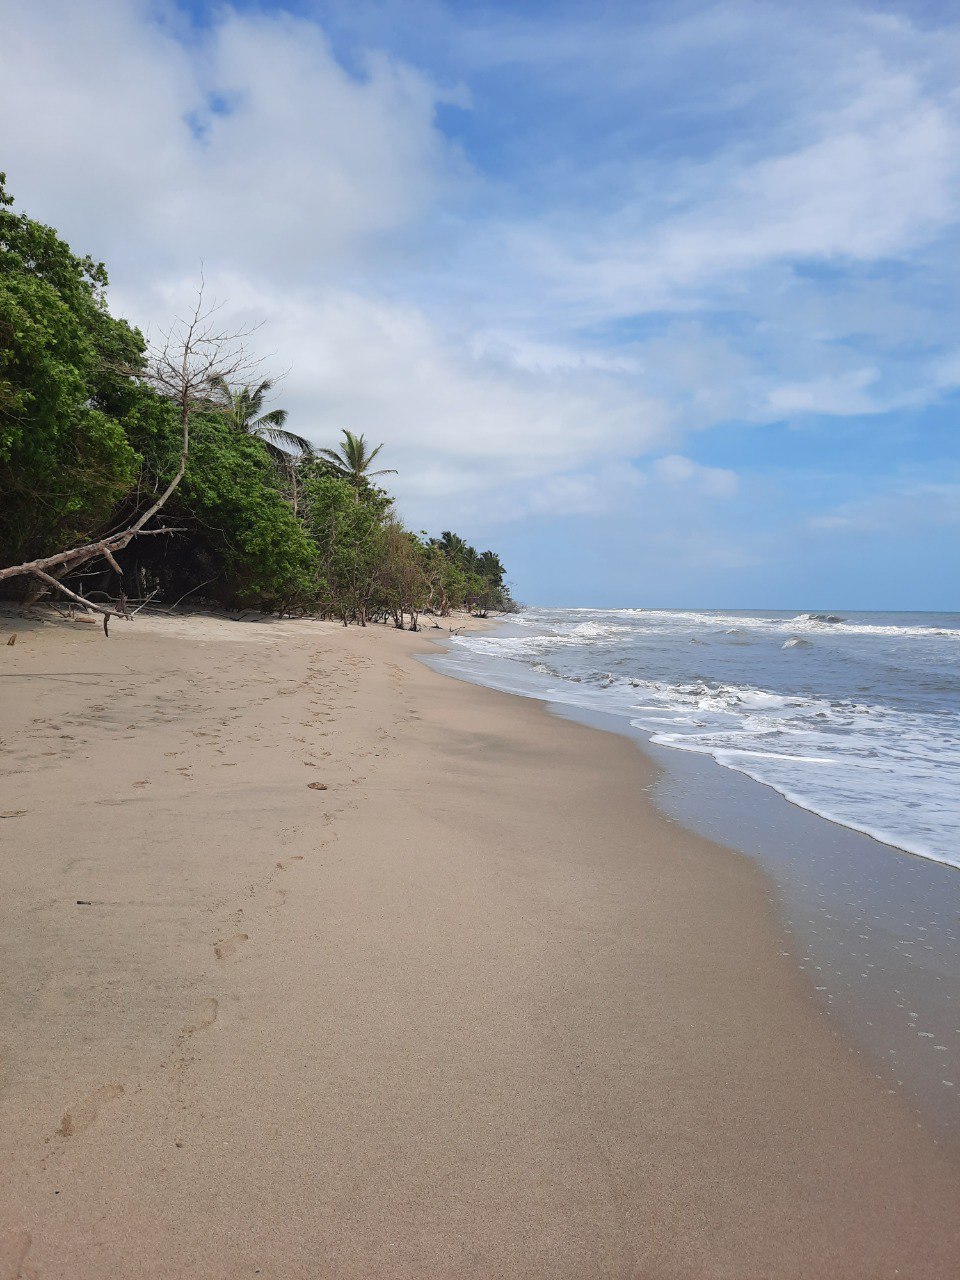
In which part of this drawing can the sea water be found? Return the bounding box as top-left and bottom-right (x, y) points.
(436, 608), (960, 870)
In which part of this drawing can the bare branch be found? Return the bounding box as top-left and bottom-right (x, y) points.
(129, 589), (160, 617)
(33, 570), (114, 636)
(101, 547), (123, 576)
(0, 528), (182, 583)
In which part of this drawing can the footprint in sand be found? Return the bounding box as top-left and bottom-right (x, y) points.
(275, 856), (304, 870)
(0, 1228), (38, 1280)
(182, 997), (219, 1035)
(56, 1083), (124, 1137)
(214, 933), (248, 961)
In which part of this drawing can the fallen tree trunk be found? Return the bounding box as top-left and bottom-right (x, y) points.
(0, 525), (182, 584)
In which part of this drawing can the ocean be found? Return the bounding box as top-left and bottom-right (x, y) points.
(435, 607), (960, 870)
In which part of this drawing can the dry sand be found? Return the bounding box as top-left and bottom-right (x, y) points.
(1, 609), (958, 1279)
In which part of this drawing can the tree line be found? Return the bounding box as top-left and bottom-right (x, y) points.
(0, 176), (516, 630)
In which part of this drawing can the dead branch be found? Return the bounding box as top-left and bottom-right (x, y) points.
(33, 570), (114, 635)
(129, 589), (160, 617)
(0, 527), (181, 584)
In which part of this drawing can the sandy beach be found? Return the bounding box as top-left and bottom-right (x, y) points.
(2, 610), (959, 1279)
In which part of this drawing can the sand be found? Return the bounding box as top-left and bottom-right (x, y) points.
(1, 609), (958, 1279)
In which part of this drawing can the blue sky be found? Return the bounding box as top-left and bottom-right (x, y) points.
(1, 0), (958, 607)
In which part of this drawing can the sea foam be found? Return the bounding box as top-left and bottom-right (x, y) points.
(443, 606), (960, 869)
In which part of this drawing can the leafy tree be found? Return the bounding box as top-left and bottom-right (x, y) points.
(422, 530), (513, 614)
(316, 429), (397, 498)
(378, 521), (429, 629)
(420, 538), (463, 615)
(115, 408), (317, 612)
(0, 173), (145, 568)
(436, 530), (471, 567)
(300, 472), (385, 623)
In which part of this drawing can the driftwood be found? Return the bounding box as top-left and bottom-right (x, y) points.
(32, 571), (115, 635)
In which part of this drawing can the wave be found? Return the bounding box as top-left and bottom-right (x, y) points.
(518, 608), (960, 641)
(446, 619), (960, 870)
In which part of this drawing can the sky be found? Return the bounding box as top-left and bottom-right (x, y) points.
(1, 0), (958, 608)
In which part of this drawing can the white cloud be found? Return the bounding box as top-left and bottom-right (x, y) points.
(932, 348), (960, 390)
(765, 367), (881, 416)
(162, 280), (675, 519)
(524, 466), (648, 518)
(651, 455), (739, 498)
(0, 0), (678, 525)
(0, 0), (457, 284)
(808, 483), (960, 533)
(521, 68), (959, 317)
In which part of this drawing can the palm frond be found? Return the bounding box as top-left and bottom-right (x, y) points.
(255, 424), (312, 453)
(246, 379), (276, 418)
(255, 407), (289, 429)
(316, 447), (349, 468)
(317, 430), (395, 487)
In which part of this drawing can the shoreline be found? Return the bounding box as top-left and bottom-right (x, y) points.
(431, 615), (956, 871)
(430, 622), (960, 1149)
(2, 610), (959, 1277)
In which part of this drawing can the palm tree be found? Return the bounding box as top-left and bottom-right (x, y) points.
(437, 530), (477, 571)
(317, 429), (397, 498)
(477, 549), (505, 582)
(210, 376), (312, 461)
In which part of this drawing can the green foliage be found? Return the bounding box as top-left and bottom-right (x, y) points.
(379, 521), (430, 628)
(316, 428), (397, 493)
(425, 530), (514, 615)
(0, 172), (145, 563)
(179, 415), (318, 606)
(300, 472), (386, 621)
(116, 408), (317, 610)
(210, 376), (311, 459)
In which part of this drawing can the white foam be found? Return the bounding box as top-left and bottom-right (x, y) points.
(448, 612), (960, 871)
(519, 607), (960, 641)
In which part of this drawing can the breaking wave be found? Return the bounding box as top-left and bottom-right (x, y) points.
(440, 606), (960, 869)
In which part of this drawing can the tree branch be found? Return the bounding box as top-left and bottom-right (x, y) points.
(33, 570), (115, 636)
(0, 527), (182, 583)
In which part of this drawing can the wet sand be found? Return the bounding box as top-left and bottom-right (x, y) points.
(1, 610), (959, 1278)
